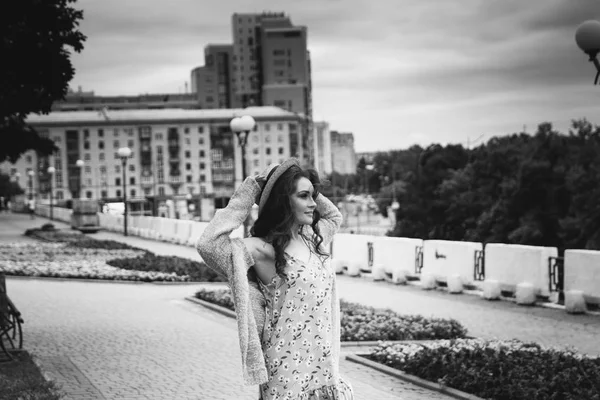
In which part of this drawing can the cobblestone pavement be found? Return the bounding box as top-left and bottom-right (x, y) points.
(2, 214), (453, 400)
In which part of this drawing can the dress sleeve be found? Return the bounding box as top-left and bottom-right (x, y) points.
(196, 176), (261, 277)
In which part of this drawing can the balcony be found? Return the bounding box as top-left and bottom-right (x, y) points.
(168, 175), (182, 187)
(141, 176), (153, 187)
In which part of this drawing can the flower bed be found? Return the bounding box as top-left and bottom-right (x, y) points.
(0, 243), (185, 282)
(107, 253), (224, 283)
(367, 339), (600, 400)
(195, 289), (468, 341)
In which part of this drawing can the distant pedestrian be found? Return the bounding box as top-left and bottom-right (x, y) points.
(28, 199), (35, 219)
(197, 158), (353, 399)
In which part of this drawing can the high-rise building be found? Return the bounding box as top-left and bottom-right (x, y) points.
(331, 131), (357, 174)
(190, 45), (240, 109)
(313, 121), (332, 175)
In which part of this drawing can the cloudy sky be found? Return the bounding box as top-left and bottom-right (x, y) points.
(68, 0), (600, 152)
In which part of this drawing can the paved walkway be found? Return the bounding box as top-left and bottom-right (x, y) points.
(2, 213), (453, 400)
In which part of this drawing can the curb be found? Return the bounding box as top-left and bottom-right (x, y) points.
(346, 354), (485, 400)
(185, 296), (237, 319)
(5, 274), (227, 286)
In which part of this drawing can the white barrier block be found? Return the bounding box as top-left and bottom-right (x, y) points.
(332, 259), (345, 274)
(347, 261), (362, 277)
(372, 237), (423, 279)
(331, 234), (372, 272)
(420, 273), (436, 290)
(564, 250), (600, 307)
(447, 274), (463, 294)
(516, 282), (536, 305)
(371, 264), (386, 281)
(391, 269), (407, 285)
(565, 290), (587, 314)
(482, 279), (501, 300)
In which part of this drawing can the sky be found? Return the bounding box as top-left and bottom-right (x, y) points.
(67, 0), (600, 152)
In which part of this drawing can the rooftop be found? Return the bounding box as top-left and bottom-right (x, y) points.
(26, 107), (302, 126)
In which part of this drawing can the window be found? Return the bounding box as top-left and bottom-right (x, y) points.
(199, 150), (205, 157)
(100, 166), (107, 174)
(53, 136), (61, 142)
(265, 124), (270, 131)
(185, 151), (191, 158)
(155, 133), (163, 140)
(198, 138), (204, 145)
(186, 163), (191, 171)
(185, 138), (190, 145)
(254, 160), (259, 166)
(184, 127), (190, 134)
(101, 190), (107, 198)
(273, 49), (286, 56)
(253, 148), (259, 155)
(266, 148), (271, 155)
(116, 189), (121, 197)
(278, 147), (284, 155)
(158, 187), (165, 196)
(128, 140), (134, 148)
(130, 177), (135, 185)
(186, 175), (192, 183)
(198, 126), (204, 133)
(200, 174), (206, 182)
(84, 166), (91, 173)
(113, 140), (119, 148)
(56, 190), (64, 200)
(84, 130), (89, 138)
(277, 123), (283, 131)
(84, 141), (90, 150)
(265, 135), (271, 143)
(84, 153), (91, 161)
(129, 164), (135, 172)
(113, 128), (119, 136)
(199, 162), (205, 170)
(278, 135), (284, 143)
(97, 141), (104, 150)
(115, 178), (121, 186)
(98, 129), (104, 137)
(115, 165), (120, 173)
(130, 189), (136, 197)
(99, 153), (105, 161)
(144, 188), (151, 195)
(86, 191), (92, 199)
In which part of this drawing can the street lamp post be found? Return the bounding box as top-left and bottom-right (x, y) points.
(118, 147), (132, 236)
(27, 170), (34, 200)
(75, 159), (84, 199)
(230, 115), (256, 237)
(575, 20), (600, 85)
(47, 166), (55, 221)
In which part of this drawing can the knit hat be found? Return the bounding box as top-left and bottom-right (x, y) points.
(258, 158), (301, 215)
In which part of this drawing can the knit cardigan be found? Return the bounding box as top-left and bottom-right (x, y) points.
(196, 176), (343, 386)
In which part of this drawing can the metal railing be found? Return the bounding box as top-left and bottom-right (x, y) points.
(415, 246), (423, 274)
(548, 256), (564, 301)
(474, 250), (485, 281)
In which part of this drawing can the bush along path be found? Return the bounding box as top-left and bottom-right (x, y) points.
(367, 339), (600, 400)
(1, 225), (224, 283)
(195, 288), (468, 342)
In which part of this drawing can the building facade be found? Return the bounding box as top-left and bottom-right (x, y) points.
(330, 131), (357, 174)
(190, 45), (240, 109)
(313, 121), (332, 175)
(1, 107), (305, 215)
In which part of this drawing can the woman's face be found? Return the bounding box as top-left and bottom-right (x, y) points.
(290, 177), (317, 226)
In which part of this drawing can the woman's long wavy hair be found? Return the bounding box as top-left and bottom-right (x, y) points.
(250, 165), (329, 278)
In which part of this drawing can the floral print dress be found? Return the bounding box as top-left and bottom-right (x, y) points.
(258, 253), (353, 400)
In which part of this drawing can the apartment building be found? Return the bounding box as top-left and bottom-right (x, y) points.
(1, 107), (304, 215)
(190, 45), (240, 109)
(313, 121), (332, 175)
(331, 131), (358, 174)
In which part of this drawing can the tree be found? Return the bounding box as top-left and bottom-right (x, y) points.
(1, 0), (86, 162)
(0, 173), (25, 199)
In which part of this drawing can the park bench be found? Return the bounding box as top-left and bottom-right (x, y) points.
(0, 273), (24, 362)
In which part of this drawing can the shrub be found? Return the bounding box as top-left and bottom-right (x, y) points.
(107, 253), (225, 282)
(194, 290), (467, 341)
(340, 300), (467, 341)
(0, 350), (62, 400)
(68, 239), (145, 251)
(196, 288), (234, 310)
(40, 223), (55, 231)
(368, 339), (600, 400)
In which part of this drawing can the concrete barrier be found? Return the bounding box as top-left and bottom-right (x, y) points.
(564, 249), (600, 306)
(372, 237), (423, 279)
(485, 243), (558, 298)
(188, 221), (210, 247)
(331, 234), (372, 272)
(421, 240), (483, 288)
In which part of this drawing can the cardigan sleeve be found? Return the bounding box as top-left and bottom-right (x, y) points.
(315, 193), (343, 246)
(196, 176), (261, 276)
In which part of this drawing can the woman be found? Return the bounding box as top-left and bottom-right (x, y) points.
(197, 158), (353, 400)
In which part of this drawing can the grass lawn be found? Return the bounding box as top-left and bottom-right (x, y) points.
(0, 350), (62, 400)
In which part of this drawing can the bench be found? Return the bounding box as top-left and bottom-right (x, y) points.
(0, 273), (24, 362)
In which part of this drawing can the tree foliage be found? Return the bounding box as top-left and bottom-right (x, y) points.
(0, 0), (86, 162)
(372, 119), (600, 252)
